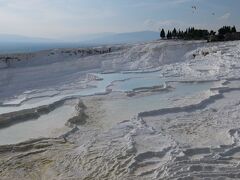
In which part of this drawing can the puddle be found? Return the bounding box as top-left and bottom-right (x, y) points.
(0, 104), (75, 145)
(111, 77), (166, 91)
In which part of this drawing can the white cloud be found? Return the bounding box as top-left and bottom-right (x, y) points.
(219, 12), (231, 20)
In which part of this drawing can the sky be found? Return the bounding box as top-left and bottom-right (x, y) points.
(0, 0), (239, 39)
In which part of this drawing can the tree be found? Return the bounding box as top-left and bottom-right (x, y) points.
(232, 26), (237, 33)
(218, 26), (232, 35)
(160, 29), (165, 39)
(160, 27), (212, 40)
(177, 29), (181, 39)
(166, 31), (170, 39)
(210, 30), (216, 35)
(167, 31), (172, 39)
(178, 30), (184, 39)
(172, 28), (177, 38)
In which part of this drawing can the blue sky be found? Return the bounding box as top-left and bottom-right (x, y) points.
(0, 0), (238, 39)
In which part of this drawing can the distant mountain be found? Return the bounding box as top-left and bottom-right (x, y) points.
(0, 31), (160, 44)
(0, 34), (90, 54)
(66, 32), (115, 42)
(82, 31), (160, 44)
(0, 31), (160, 54)
(0, 34), (58, 43)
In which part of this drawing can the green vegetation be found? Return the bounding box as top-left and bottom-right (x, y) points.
(160, 26), (239, 42)
(160, 29), (165, 39)
(218, 26), (236, 35)
(160, 27), (210, 40)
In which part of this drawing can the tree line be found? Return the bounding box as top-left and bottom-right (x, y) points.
(160, 26), (237, 40)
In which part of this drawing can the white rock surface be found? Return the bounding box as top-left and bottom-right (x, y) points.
(1, 40), (240, 179)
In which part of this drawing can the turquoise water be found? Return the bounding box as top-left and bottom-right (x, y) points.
(0, 71), (215, 144)
(0, 104), (75, 145)
(100, 81), (214, 128)
(0, 72), (212, 115)
(112, 77), (166, 91)
(0, 71), (162, 114)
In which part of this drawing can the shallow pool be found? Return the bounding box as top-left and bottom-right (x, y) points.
(99, 81), (214, 129)
(111, 77), (166, 91)
(0, 71), (162, 114)
(0, 104), (75, 145)
(0, 71), (215, 145)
